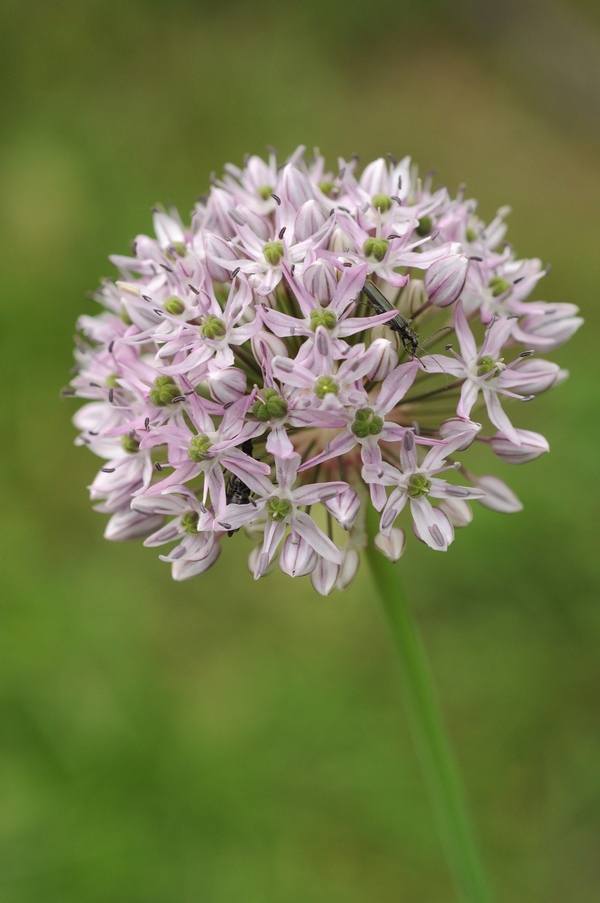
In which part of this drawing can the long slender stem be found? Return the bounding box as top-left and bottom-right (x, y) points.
(365, 512), (493, 903)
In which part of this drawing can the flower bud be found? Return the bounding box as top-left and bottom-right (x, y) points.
(411, 508), (454, 551)
(439, 418), (481, 449)
(360, 158), (387, 195)
(252, 331), (289, 366)
(172, 545), (220, 581)
(104, 509), (164, 542)
(280, 535), (318, 577)
(205, 366), (247, 404)
(437, 497), (473, 527)
(424, 254), (469, 307)
(311, 557), (339, 596)
(514, 306), (583, 353)
(472, 475), (523, 513)
(248, 545), (276, 577)
(294, 200), (327, 242)
(335, 548), (360, 590)
(205, 232), (239, 283)
(153, 209), (185, 248)
(324, 488), (360, 531)
(239, 206), (270, 240)
(490, 429), (549, 465)
(330, 225), (350, 254)
(303, 258), (338, 305)
(366, 337), (397, 381)
(374, 528), (406, 561)
(502, 358), (560, 395)
(280, 164), (317, 208)
(205, 187), (237, 238)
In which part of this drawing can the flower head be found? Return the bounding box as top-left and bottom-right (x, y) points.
(67, 148), (581, 592)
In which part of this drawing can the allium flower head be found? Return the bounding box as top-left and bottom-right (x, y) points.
(67, 147), (581, 594)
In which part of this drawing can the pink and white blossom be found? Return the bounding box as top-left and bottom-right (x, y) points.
(67, 147), (580, 593)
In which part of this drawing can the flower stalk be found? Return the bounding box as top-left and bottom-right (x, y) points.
(365, 508), (493, 903)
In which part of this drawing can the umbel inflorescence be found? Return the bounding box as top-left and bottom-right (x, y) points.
(67, 148), (582, 594)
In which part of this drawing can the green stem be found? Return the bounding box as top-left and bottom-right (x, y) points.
(365, 512), (493, 903)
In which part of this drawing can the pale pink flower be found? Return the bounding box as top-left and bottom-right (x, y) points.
(67, 148), (580, 593)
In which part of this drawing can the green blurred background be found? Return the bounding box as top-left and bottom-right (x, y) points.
(1, 0), (599, 900)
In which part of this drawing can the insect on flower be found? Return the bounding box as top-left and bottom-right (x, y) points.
(362, 279), (419, 356)
(225, 438), (255, 536)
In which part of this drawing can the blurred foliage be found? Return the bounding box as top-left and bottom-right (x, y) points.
(0, 0), (599, 901)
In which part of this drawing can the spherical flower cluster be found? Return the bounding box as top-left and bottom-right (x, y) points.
(67, 148), (582, 594)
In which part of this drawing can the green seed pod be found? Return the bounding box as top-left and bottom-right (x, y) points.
(164, 296), (185, 315)
(258, 185), (273, 200)
(188, 434), (212, 462)
(314, 376), (339, 399)
(149, 376), (181, 406)
(266, 393), (288, 418)
(266, 497), (293, 522)
(200, 315), (227, 339)
(181, 511), (199, 534)
(121, 434), (140, 454)
(351, 407), (382, 437)
(416, 216), (432, 236)
(476, 355), (497, 377)
(406, 473), (432, 499)
(263, 240), (284, 266)
(488, 276), (511, 297)
(363, 237), (389, 263)
(252, 400), (270, 422)
(309, 309), (338, 331)
(372, 193), (392, 213)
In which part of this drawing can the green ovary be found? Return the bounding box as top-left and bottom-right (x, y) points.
(351, 407), (384, 438)
(263, 240), (284, 266)
(309, 309), (338, 331)
(121, 435), (140, 454)
(489, 276), (511, 297)
(253, 389), (288, 421)
(181, 511), (199, 534)
(476, 355), (497, 377)
(372, 194), (392, 213)
(266, 497), (293, 522)
(314, 376), (339, 399)
(416, 216), (432, 236)
(149, 376), (181, 406)
(164, 296), (185, 315)
(188, 434), (212, 461)
(363, 237), (389, 262)
(406, 473), (431, 498)
(200, 315), (227, 339)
